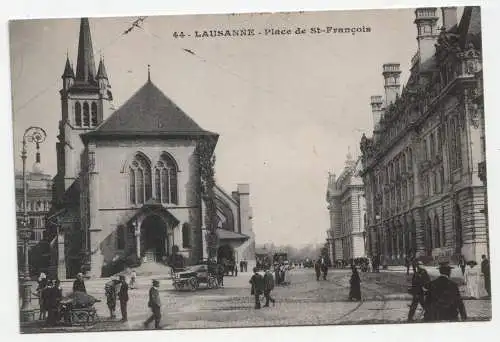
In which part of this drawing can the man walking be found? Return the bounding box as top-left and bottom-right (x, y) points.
(249, 267), (264, 309)
(144, 279), (161, 329)
(263, 267), (276, 307)
(408, 260), (430, 322)
(118, 275), (129, 322)
(424, 262), (467, 322)
(481, 254), (490, 298)
(314, 260), (321, 281)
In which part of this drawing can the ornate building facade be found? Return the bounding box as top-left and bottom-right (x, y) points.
(359, 7), (486, 265)
(47, 18), (255, 279)
(326, 152), (367, 263)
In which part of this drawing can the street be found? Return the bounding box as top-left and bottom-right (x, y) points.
(21, 267), (491, 333)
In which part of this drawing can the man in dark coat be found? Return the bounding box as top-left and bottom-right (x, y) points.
(144, 279), (161, 329)
(320, 257), (328, 280)
(424, 262), (467, 322)
(407, 260), (431, 321)
(72, 273), (86, 293)
(105, 278), (119, 319)
(348, 265), (361, 301)
(481, 254), (491, 297)
(314, 260), (321, 281)
(249, 267), (264, 309)
(263, 268), (276, 307)
(118, 275), (129, 322)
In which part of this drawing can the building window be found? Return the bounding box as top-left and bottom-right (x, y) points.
(117, 225), (126, 250)
(83, 102), (90, 127)
(182, 223), (191, 248)
(129, 153), (152, 205)
(75, 102), (82, 126)
(155, 152), (178, 204)
(91, 102), (98, 126)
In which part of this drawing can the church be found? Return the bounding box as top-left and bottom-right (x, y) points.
(47, 18), (255, 279)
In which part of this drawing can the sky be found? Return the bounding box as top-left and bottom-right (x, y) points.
(9, 8), (444, 247)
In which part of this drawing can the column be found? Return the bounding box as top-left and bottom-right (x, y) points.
(88, 148), (102, 278)
(57, 229), (66, 280)
(201, 198), (208, 260)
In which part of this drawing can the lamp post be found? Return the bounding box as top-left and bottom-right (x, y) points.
(19, 126), (46, 322)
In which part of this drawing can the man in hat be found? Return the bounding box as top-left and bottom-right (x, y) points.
(481, 254), (491, 297)
(424, 262), (467, 322)
(144, 279), (162, 329)
(249, 267), (264, 309)
(263, 267), (276, 307)
(118, 275), (129, 322)
(408, 260), (431, 321)
(72, 273), (86, 293)
(105, 277), (119, 319)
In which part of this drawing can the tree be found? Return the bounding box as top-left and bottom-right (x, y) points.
(197, 138), (218, 260)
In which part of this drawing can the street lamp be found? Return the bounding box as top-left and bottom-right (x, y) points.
(19, 126), (46, 322)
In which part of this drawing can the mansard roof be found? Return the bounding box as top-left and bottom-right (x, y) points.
(82, 79), (218, 140)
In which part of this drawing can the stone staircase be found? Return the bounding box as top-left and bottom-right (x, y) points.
(117, 261), (172, 278)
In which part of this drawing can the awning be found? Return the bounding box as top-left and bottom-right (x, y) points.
(216, 228), (249, 241)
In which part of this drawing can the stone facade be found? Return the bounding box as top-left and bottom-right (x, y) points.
(49, 18), (254, 279)
(326, 153), (367, 262)
(359, 7), (487, 265)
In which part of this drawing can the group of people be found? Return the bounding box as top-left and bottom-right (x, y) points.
(314, 257), (329, 281)
(34, 273), (63, 326)
(408, 254), (491, 322)
(249, 267), (276, 309)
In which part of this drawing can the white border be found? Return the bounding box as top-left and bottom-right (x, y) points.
(1, 1), (498, 341)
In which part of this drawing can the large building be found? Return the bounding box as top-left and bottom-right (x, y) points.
(15, 164), (53, 274)
(46, 18), (255, 279)
(326, 152), (367, 263)
(359, 7), (486, 265)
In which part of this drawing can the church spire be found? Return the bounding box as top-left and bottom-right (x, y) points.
(75, 18), (97, 83)
(97, 55), (108, 80)
(62, 54), (75, 78)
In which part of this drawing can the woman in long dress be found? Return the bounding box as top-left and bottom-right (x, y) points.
(464, 261), (481, 299)
(349, 265), (362, 301)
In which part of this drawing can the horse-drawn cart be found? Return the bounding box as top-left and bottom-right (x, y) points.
(59, 292), (101, 327)
(171, 264), (219, 291)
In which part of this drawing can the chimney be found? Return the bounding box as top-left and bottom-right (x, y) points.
(414, 8), (439, 66)
(382, 63), (401, 106)
(441, 7), (458, 30)
(370, 95), (384, 130)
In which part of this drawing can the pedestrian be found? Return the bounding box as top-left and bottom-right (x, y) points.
(314, 260), (321, 281)
(481, 254), (490, 298)
(407, 260), (431, 321)
(240, 260), (244, 273)
(405, 255), (411, 276)
(72, 272), (86, 293)
(274, 263), (281, 285)
(458, 255), (466, 276)
(263, 267), (276, 307)
(464, 261), (481, 299)
(424, 262), (467, 322)
(234, 264), (238, 277)
(144, 279), (161, 329)
(249, 267), (264, 309)
(118, 275), (129, 322)
(217, 262), (225, 287)
(45, 280), (61, 326)
(348, 265), (362, 301)
(36, 272), (48, 320)
(320, 257), (328, 280)
(129, 269), (137, 289)
(411, 257), (418, 274)
(105, 277), (119, 319)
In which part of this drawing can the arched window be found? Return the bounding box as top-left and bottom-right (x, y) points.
(91, 102), (98, 127)
(83, 102), (90, 127)
(75, 102), (82, 126)
(434, 216), (441, 248)
(129, 153), (152, 205)
(182, 223), (191, 248)
(155, 152), (178, 204)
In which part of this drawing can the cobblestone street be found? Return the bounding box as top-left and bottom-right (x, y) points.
(21, 267), (492, 333)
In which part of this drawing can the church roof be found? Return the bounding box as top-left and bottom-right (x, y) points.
(83, 79), (218, 139)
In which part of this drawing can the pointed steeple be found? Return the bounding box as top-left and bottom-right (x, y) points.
(62, 54), (75, 78)
(97, 56), (108, 80)
(75, 18), (97, 83)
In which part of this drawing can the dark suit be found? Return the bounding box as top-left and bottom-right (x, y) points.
(424, 275), (467, 322)
(481, 258), (491, 297)
(118, 282), (129, 321)
(263, 271), (275, 306)
(144, 286), (161, 328)
(408, 268), (430, 321)
(250, 273), (264, 309)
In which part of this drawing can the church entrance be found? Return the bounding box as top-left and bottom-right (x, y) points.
(140, 215), (168, 263)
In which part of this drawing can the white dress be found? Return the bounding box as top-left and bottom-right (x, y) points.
(464, 266), (481, 299)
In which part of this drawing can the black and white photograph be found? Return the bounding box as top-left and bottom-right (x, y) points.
(3, 0), (496, 337)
